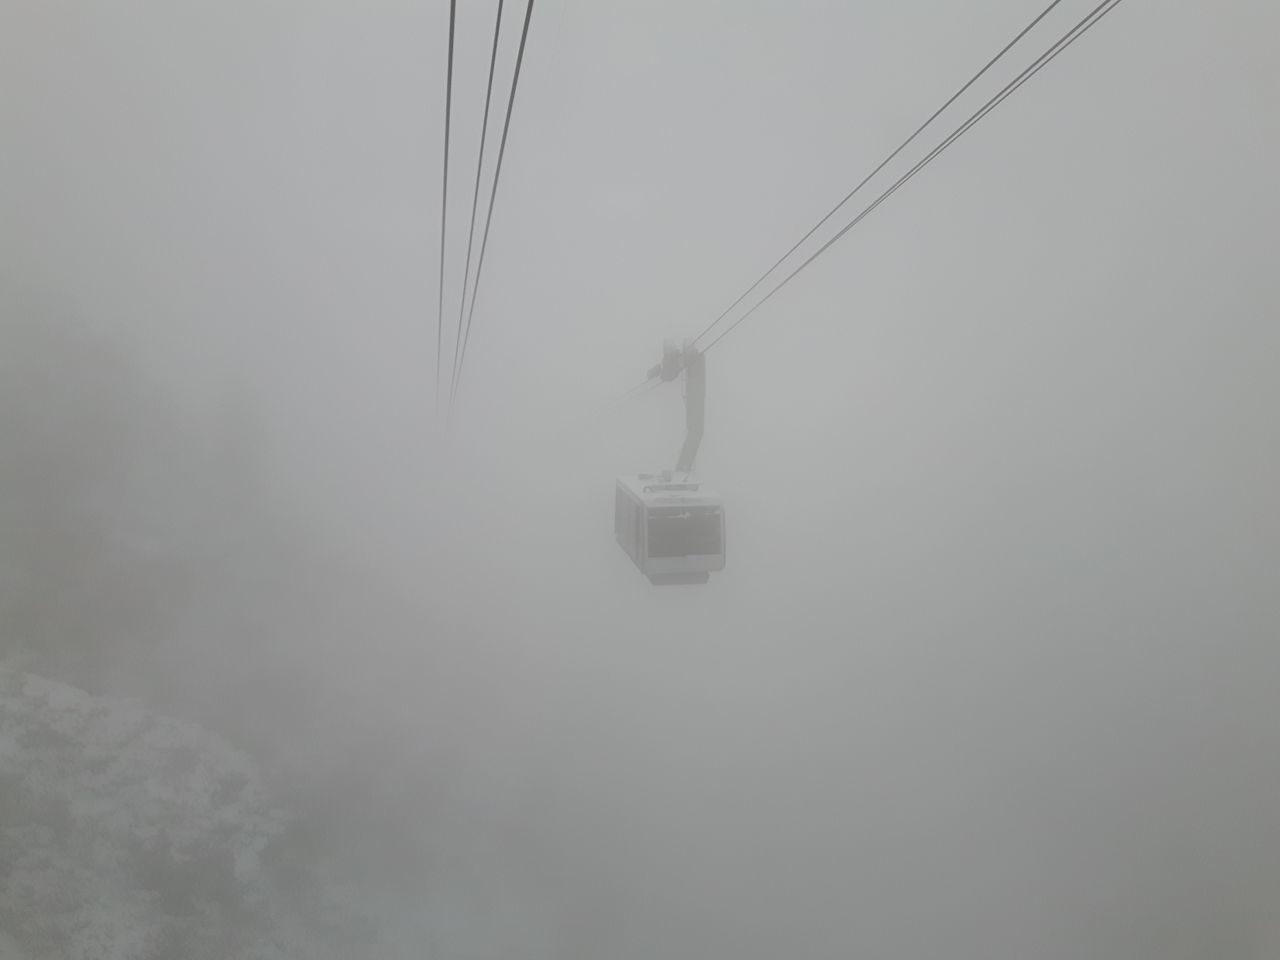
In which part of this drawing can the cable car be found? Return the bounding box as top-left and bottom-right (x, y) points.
(616, 340), (725, 585)
(615, 472), (725, 585)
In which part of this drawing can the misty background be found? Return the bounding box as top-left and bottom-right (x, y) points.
(2, 0), (1278, 957)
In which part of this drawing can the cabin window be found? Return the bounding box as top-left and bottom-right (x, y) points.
(646, 506), (722, 558)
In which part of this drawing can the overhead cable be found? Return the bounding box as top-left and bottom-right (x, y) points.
(449, 0), (506, 401)
(692, 0), (1069, 347)
(436, 0), (457, 410)
(613, 375), (662, 409)
(450, 0), (536, 410)
(702, 0), (1127, 355)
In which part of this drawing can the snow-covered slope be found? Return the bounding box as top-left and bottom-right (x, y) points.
(0, 664), (372, 960)
(0, 930), (28, 960)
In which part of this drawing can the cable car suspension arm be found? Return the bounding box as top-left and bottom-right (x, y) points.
(648, 340), (705, 474)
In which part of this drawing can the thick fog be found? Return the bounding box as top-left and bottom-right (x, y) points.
(2, 1), (1278, 957)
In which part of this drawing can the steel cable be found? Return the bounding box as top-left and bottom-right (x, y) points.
(450, 0), (536, 411)
(692, 0), (1070, 347)
(449, 0), (507, 401)
(435, 0), (457, 411)
(702, 0), (1127, 355)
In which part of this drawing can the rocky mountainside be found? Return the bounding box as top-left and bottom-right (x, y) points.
(0, 664), (374, 960)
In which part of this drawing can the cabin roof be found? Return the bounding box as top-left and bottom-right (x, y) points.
(617, 473), (721, 506)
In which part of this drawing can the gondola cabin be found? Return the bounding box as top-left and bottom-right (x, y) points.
(615, 472), (725, 585)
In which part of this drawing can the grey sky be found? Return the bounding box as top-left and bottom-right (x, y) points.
(2, 1), (1278, 957)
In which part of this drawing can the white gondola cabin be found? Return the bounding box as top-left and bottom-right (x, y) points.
(615, 472), (725, 585)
